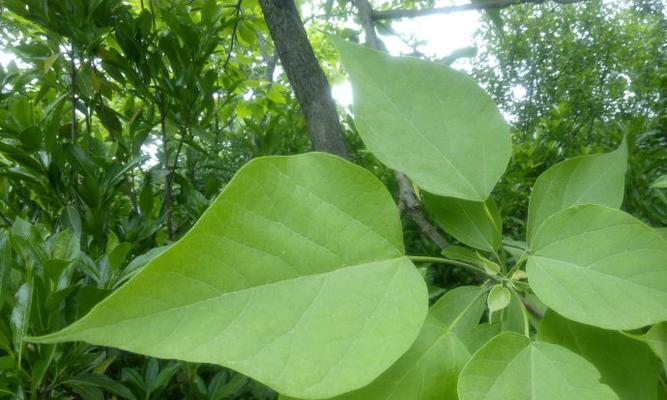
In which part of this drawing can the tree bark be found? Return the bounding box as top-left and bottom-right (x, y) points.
(259, 0), (349, 159)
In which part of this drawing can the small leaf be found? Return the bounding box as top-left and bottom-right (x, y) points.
(481, 259), (500, 276)
(429, 286), (487, 334)
(526, 139), (627, 243)
(538, 310), (659, 400)
(10, 279), (33, 366)
(43, 52), (60, 73)
(333, 38), (511, 201)
(0, 236), (12, 305)
(64, 373), (136, 400)
(528, 204), (667, 330)
(487, 285), (511, 312)
(458, 332), (618, 400)
(423, 194), (502, 252)
(652, 174), (667, 189)
(29, 153), (428, 399)
(489, 290), (527, 334)
(441, 245), (483, 265)
(266, 85), (286, 104)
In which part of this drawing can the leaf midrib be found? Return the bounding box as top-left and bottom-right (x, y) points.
(33, 256), (411, 341)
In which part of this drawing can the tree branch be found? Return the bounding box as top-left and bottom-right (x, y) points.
(521, 296), (545, 319)
(396, 173), (449, 248)
(371, 0), (587, 20)
(223, 0), (243, 72)
(69, 45), (77, 143)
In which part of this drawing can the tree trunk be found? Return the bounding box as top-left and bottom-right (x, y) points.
(259, 0), (349, 159)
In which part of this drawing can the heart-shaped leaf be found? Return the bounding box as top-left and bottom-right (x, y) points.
(528, 204), (667, 330)
(538, 310), (659, 400)
(30, 153), (428, 399)
(458, 332), (618, 400)
(526, 139), (627, 243)
(334, 38), (511, 201)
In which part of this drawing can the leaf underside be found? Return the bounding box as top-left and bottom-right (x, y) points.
(528, 204), (667, 330)
(458, 332), (619, 400)
(30, 153), (428, 399)
(538, 310), (659, 400)
(526, 139), (627, 242)
(334, 38), (511, 201)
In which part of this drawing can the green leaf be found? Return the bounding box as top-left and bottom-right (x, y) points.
(489, 290), (528, 334)
(656, 227), (667, 241)
(282, 286), (485, 400)
(441, 245), (483, 265)
(526, 139), (627, 243)
(423, 194), (502, 252)
(429, 285), (487, 334)
(47, 229), (79, 261)
(64, 373), (136, 400)
(10, 279), (33, 366)
(458, 332), (618, 400)
(527, 204), (667, 330)
(107, 242), (131, 270)
(538, 310), (659, 400)
(333, 38), (511, 201)
(0, 236), (12, 305)
(459, 322), (501, 354)
(29, 153), (428, 399)
(652, 174), (667, 189)
(487, 285), (511, 312)
(624, 322), (667, 371)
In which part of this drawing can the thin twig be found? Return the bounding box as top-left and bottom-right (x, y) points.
(396, 172), (448, 248)
(69, 45), (77, 143)
(159, 98), (173, 239)
(521, 297), (545, 319)
(371, 0), (588, 20)
(222, 0), (243, 72)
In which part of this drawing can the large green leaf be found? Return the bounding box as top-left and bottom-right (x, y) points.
(282, 286), (485, 400)
(538, 310), (659, 400)
(527, 204), (667, 330)
(458, 332), (618, 400)
(334, 39), (511, 201)
(526, 140), (627, 242)
(422, 194), (502, 252)
(29, 153), (428, 399)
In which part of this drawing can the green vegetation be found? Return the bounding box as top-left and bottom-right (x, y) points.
(0, 0), (665, 398)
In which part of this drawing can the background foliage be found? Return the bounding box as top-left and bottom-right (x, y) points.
(0, 0), (664, 398)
